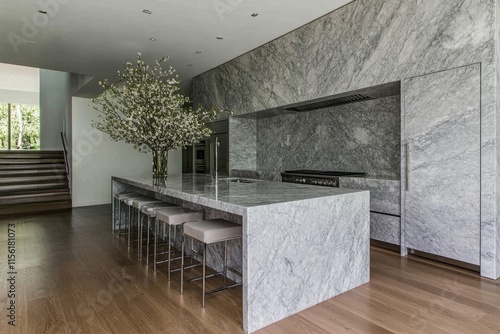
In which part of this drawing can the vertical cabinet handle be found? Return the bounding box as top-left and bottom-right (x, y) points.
(406, 143), (410, 191)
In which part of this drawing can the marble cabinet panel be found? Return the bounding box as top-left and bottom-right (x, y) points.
(371, 213), (401, 245)
(404, 64), (481, 265)
(339, 176), (401, 216)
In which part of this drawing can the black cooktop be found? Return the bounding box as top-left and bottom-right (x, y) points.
(283, 170), (366, 177)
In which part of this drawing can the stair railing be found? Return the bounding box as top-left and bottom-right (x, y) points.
(60, 132), (71, 194)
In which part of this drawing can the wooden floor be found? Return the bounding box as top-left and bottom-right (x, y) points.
(0, 205), (499, 334)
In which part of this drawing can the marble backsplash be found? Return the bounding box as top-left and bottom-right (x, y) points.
(256, 96), (401, 177)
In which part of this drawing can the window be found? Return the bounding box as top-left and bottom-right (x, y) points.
(0, 102), (40, 150)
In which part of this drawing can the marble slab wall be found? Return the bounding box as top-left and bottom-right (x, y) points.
(229, 117), (256, 171)
(230, 169), (282, 181)
(496, 0), (500, 279)
(193, 0), (499, 279)
(193, 0), (494, 116)
(404, 64), (481, 266)
(256, 96), (400, 178)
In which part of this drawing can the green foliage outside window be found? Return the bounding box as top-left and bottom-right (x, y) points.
(0, 103), (40, 150)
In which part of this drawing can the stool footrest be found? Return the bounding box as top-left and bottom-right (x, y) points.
(207, 282), (242, 295)
(186, 271), (221, 283)
(225, 266), (242, 277)
(155, 255), (182, 264)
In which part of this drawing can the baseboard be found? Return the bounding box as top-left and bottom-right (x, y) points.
(72, 199), (111, 208)
(370, 239), (401, 252)
(408, 248), (480, 272)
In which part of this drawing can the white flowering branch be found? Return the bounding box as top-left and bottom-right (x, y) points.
(92, 53), (225, 153)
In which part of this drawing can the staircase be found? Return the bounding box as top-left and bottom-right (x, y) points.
(0, 150), (72, 216)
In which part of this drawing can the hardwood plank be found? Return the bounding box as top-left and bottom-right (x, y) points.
(0, 206), (498, 334)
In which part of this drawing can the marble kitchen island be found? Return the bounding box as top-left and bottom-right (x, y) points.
(112, 174), (370, 333)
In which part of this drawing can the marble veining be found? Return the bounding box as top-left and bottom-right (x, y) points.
(404, 64), (481, 265)
(192, 0), (500, 278)
(370, 213), (401, 245)
(255, 96), (401, 178)
(112, 175), (364, 215)
(229, 117), (257, 171)
(112, 175), (370, 333)
(494, 0), (500, 279)
(244, 192), (370, 333)
(339, 176), (401, 216)
(193, 0), (494, 116)
(230, 169), (282, 182)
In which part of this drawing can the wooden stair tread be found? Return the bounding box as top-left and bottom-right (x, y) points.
(0, 158), (65, 164)
(0, 164), (65, 171)
(0, 192), (71, 205)
(0, 201), (72, 216)
(0, 188), (69, 197)
(0, 182), (69, 193)
(0, 153), (64, 159)
(0, 150), (63, 154)
(0, 169), (66, 177)
(0, 150), (71, 214)
(0, 175), (68, 185)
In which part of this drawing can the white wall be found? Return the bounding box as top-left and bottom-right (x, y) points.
(0, 63), (39, 105)
(39, 69), (72, 150)
(0, 89), (38, 105)
(0, 63), (39, 92)
(72, 97), (182, 207)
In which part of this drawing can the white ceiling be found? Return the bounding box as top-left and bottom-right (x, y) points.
(0, 0), (353, 97)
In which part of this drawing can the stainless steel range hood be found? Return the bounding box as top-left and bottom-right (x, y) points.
(238, 81), (401, 119)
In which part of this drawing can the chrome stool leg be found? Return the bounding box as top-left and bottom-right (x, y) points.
(202, 242), (207, 307)
(180, 234), (185, 293)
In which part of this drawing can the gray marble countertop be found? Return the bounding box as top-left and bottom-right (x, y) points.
(113, 174), (366, 215)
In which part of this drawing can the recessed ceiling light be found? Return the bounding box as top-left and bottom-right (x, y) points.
(195, 51), (202, 54)
(251, 12), (259, 17)
(149, 38), (156, 41)
(143, 9), (152, 14)
(216, 36), (223, 40)
(38, 10), (48, 14)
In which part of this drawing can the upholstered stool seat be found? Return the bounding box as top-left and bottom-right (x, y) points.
(112, 192), (140, 234)
(183, 220), (242, 244)
(155, 207), (203, 274)
(140, 202), (177, 262)
(181, 219), (242, 307)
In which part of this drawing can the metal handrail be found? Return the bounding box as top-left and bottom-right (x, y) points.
(60, 132), (71, 194)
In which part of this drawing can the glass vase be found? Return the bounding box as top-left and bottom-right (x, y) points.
(152, 149), (168, 177)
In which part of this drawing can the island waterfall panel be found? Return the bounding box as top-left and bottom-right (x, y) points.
(404, 64), (481, 265)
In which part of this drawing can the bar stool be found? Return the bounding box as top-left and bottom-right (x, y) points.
(155, 207), (203, 274)
(181, 219), (242, 307)
(125, 196), (161, 250)
(140, 202), (177, 262)
(113, 192), (140, 234)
